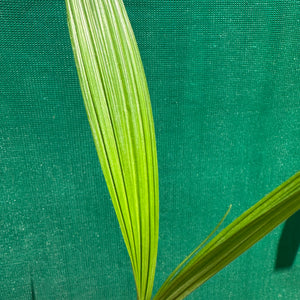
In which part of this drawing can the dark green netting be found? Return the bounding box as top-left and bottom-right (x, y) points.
(0, 1), (299, 299)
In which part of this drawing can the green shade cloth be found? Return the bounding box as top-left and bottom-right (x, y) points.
(0, 1), (299, 299)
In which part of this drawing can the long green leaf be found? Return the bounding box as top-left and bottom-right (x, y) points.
(154, 172), (300, 300)
(65, 1), (159, 299)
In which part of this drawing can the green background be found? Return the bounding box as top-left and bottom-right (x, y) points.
(0, 0), (299, 299)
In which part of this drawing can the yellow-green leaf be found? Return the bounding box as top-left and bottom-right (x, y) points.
(154, 172), (300, 300)
(65, 1), (159, 299)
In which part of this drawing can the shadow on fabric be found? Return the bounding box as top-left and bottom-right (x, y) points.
(275, 210), (300, 270)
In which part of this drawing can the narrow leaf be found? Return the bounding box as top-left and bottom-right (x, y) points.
(154, 172), (300, 300)
(65, 1), (159, 299)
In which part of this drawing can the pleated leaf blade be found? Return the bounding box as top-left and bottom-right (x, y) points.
(65, 1), (159, 299)
(154, 172), (300, 300)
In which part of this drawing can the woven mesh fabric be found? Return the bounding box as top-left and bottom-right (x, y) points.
(0, 1), (299, 299)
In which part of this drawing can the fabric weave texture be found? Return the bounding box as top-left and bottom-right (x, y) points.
(0, 1), (299, 299)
